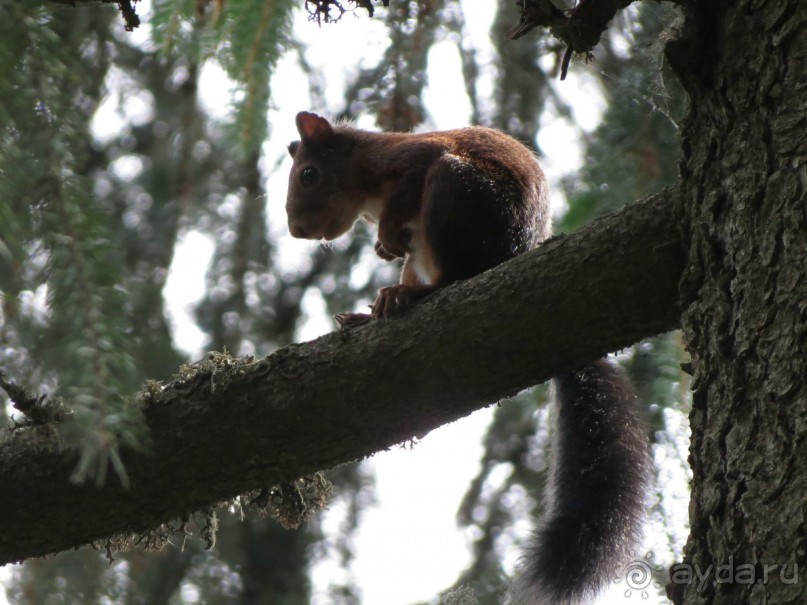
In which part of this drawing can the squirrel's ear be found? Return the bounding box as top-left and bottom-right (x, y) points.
(288, 140), (300, 157)
(295, 112), (334, 144)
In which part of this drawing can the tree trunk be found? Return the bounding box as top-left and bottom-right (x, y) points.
(667, 1), (806, 604)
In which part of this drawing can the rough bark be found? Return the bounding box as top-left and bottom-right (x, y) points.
(667, 1), (806, 604)
(0, 187), (685, 565)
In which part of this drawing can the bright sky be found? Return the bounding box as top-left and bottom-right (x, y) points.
(2, 2), (689, 604)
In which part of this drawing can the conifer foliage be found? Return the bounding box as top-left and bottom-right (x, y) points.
(0, 4), (144, 486)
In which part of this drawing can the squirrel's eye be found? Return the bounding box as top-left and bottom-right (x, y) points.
(300, 166), (318, 187)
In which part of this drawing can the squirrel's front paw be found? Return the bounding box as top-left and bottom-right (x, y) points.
(372, 284), (437, 319)
(374, 240), (399, 261)
(376, 226), (411, 260)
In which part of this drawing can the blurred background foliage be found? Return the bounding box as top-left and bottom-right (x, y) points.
(0, 0), (688, 603)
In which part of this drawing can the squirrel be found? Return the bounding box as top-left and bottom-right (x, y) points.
(285, 111), (651, 605)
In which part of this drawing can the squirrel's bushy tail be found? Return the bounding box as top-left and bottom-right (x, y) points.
(508, 359), (651, 605)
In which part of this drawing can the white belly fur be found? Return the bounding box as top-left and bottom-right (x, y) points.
(403, 219), (437, 285)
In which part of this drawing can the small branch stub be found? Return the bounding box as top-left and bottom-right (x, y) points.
(117, 0), (140, 30)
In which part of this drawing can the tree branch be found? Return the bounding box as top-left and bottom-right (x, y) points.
(505, 0), (636, 79)
(0, 187), (686, 565)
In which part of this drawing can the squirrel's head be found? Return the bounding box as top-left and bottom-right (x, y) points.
(286, 112), (361, 241)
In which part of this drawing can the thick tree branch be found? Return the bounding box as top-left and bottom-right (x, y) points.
(0, 187), (686, 565)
